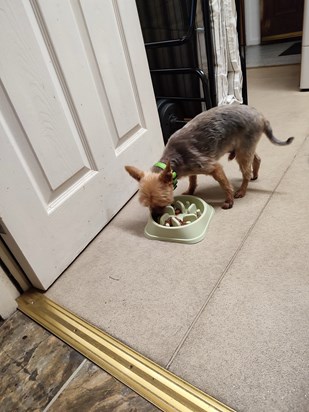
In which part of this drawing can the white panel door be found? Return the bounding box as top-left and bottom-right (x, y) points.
(0, 0), (164, 289)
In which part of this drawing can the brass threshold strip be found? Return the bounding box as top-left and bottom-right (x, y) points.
(17, 290), (235, 412)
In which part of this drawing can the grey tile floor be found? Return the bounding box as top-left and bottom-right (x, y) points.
(2, 65), (307, 412)
(46, 64), (309, 412)
(246, 41), (301, 68)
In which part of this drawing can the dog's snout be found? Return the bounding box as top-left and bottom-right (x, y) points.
(151, 206), (165, 220)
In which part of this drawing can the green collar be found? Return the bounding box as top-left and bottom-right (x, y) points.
(154, 161), (178, 190)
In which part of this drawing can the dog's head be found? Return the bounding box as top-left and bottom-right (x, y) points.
(125, 161), (174, 218)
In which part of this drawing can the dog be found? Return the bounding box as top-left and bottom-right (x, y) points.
(125, 104), (294, 215)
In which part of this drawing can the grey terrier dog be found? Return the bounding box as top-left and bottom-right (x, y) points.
(125, 104), (294, 215)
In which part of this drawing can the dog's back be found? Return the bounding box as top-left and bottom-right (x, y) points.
(126, 104), (293, 211)
(165, 105), (265, 161)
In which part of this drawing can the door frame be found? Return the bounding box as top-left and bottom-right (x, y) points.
(0, 237), (30, 318)
(0, 237), (30, 290)
(244, 0), (260, 45)
(0, 266), (19, 319)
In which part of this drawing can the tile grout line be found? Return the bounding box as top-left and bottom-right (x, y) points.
(165, 142), (304, 370)
(43, 358), (87, 411)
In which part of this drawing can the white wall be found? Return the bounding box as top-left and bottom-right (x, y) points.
(300, 0), (309, 89)
(244, 0), (261, 45)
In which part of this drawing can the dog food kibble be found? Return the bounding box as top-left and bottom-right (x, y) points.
(158, 201), (201, 226)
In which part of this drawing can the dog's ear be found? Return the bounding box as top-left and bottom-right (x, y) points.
(159, 160), (173, 184)
(125, 165), (145, 182)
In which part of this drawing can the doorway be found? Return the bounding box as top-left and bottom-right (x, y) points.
(245, 0), (304, 68)
(261, 0), (304, 43)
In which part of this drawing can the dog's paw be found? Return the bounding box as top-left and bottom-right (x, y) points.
(234, 190), (246, 198)
(222, 200), (233, 209)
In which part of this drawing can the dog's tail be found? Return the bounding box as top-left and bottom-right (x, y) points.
(264, 120), (294, 146)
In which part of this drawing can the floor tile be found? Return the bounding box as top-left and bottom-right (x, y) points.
(46, 359), (158, 412)
(0, 311), (84, 411)
(0, 312), (157, 411)
(43, 65), (308, 411)
(46, 67), (305, 369)
(168, 139), (309, 411)
(246, 42), (301, 68)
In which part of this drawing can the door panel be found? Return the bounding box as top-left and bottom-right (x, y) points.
(1, 1), (91, 189)
(80, 0), (142, 138)
(0, 0), (164, 289)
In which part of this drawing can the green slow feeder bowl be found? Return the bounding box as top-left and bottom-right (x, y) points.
(144, 195), (214, 244)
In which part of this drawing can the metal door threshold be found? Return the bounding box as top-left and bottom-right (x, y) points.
(17, 290), (235, 412)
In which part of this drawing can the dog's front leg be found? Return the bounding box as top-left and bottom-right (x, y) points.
(183, 175), (197, 195)
(210, 164), (234, 209)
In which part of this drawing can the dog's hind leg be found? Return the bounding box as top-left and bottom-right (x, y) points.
(210, 163), (234, 209)
(183, 175), (197, 195)
(235, 151), (255, 198)
(251, 153), (261, 181)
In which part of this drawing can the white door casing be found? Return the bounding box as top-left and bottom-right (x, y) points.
(0, 0), (164, 289)
(0, 265), (19, 319)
